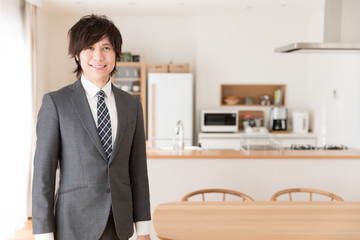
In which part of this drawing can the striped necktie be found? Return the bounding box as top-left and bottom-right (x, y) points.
(97, 90), (112, 160)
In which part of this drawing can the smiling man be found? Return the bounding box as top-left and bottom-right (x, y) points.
(32, 14), (151, 240)
(78, 36), (116, 87)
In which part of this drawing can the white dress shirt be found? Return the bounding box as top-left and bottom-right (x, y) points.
(34, 76), (150, 240)
(81, 75), (117, 144)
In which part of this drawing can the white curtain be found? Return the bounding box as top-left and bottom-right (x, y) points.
(0, 0), (36, 238)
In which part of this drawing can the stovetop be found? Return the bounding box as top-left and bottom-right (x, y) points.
(289, 144), (348, 150)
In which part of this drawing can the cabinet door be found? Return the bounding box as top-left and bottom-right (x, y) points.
(199, 138), (241, 150)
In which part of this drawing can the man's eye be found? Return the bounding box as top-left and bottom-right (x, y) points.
(103, 47), (111, 50)
(87, 47), (94, 50)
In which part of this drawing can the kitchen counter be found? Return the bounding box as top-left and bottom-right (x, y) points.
(147, 148), (360, 159)
(146, 148), (360, 240)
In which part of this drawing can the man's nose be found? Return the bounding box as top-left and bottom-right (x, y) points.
(93, 48), (103, 60)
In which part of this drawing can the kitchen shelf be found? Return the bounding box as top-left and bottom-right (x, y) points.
(111, 62), (146, 129)
(220, 84), (286, 106)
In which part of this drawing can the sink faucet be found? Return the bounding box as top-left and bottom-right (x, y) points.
(174, 120), (184, 150)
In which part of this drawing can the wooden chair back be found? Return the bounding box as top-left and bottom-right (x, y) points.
(270, 188), (344, 201)
(181, 188), (254, 202)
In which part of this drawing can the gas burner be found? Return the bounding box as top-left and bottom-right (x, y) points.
(323, 144), (348, 150)
(290, 144), (316, 150)
(289, 144), (349, 150)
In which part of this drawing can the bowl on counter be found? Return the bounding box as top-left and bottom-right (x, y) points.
(224, 96), (240, 105)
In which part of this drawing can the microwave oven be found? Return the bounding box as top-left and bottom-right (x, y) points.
(201, 110), (239, 133)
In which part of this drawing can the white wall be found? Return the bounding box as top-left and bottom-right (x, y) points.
(111, 16), (197, 70)
(46, 15), (197, 92)
(304, 5), (360, 148)
(44, 11), (313, 118)
(307, 54), (360, 147)
(195, 12), (311, 136)
(47, 15), (81, 91)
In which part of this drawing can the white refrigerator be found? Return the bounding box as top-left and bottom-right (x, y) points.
(147, 73), (193, 149)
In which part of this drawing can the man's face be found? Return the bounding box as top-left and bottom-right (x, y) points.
(78, 36), (116, 84)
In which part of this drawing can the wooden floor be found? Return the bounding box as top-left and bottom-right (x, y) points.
(5, 219), (34, 240)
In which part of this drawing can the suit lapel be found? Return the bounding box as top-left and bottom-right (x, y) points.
(68, 79), (108, 162)
(110, 86), (128, 163)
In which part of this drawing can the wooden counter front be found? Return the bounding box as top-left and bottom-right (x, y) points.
(153, 201), (360, 240)
(147, 149), (360, 159)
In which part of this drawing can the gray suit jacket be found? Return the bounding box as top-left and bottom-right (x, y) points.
(32, 79), (151, 240)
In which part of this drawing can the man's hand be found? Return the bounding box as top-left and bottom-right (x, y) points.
(137, 235), (151, 240)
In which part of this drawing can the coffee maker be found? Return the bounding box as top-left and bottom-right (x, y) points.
(270, 107), (287, 131)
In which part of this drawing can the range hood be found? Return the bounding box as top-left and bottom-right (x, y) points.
(275, 0), (360, 53)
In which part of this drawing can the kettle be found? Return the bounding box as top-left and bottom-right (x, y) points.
(292, 111), (309, 133)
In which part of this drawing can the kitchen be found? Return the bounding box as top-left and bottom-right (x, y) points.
(7, 0), (360, 239)
(41, 0), (360, 149)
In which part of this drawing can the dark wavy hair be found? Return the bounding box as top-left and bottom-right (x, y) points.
(68, 14), (122, 78)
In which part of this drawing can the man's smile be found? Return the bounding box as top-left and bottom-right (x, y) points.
(90, 64), (106, 69)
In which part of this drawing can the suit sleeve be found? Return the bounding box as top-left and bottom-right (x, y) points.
(129, 99), (151, 222)
(32, 93), (60, 234)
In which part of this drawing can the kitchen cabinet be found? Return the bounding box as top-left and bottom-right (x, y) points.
(198, 133), (242, 150)
(111, 62), (146, 127)
(271, 133), (317, 148)
(147, 151), (360, 240)
(198, 132), (317, 150)
(243, 133), (317, 148)
(221, 84), (286, 106)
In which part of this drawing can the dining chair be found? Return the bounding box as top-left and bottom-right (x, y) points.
(270, 188), (344, 201)
(181, 188), (254, 202)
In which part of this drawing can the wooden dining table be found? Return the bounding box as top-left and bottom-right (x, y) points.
(153, 201), (360, 240)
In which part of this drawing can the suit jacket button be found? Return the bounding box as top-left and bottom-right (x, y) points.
(106, 188), (110, 193)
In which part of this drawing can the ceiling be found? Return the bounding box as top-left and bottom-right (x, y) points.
(41, 0), (324, 16)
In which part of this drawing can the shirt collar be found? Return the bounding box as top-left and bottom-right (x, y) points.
(81, 75), (112, 98)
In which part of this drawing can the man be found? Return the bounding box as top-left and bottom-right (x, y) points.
(32, 14), (151, 240)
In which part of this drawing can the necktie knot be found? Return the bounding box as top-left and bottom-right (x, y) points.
(97, 90), (106, 100)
